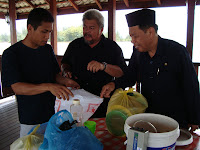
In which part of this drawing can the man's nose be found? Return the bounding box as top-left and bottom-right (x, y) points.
(131, 37), (135, 44)
(45, 33), (50, 39)
(84, 28), (91, 33)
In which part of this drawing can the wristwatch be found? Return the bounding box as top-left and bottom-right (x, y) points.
(102, 62), (107, 71)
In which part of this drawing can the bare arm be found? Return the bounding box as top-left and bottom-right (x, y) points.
(87, 60), (124, 78)
(11, 82), (51, 95)
(55, 74), (80, 89)
(104, 64), (124, 78)
(11, 79), (76, 100)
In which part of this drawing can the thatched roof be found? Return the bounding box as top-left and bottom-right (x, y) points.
(1, 0), (197, 19)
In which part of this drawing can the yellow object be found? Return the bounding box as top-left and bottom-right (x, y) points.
(107, 88), (148, 115)
(106, 88), (148, 137)
(10, 124), (44, 150)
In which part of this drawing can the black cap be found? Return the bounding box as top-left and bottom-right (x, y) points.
(126, 9), (155, 27)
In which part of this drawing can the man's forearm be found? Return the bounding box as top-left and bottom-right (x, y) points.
(11, 82), (50, 95)
(104, 64), (124, 78)
(55, 74), (66, 85)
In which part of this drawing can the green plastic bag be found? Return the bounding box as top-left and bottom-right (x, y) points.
(10, 125), (44, 150)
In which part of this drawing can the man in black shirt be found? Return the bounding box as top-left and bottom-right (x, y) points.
(1, 8), (80, 137)
(100, 9), (200, 132)
(61, 9), (127, 117)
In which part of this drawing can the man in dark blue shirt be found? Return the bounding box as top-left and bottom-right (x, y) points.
(1, 8), (79, 137)
(100, 9), (200, 132)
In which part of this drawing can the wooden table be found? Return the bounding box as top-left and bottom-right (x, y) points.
(90, 118), (200, 150)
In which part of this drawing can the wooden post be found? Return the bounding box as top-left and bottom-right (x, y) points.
(108, 0), (116, 41)
(9, 0), (17, 44)
(50, 0), (58, 54)
(186, 0), (196, 58)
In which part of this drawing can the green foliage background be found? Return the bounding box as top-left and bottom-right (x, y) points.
(0, 25), (131, 42)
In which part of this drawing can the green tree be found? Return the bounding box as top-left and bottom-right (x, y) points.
(0, 33), (10, 42)
(116, 31), (124, 42)
(58, 26), (83, 42)
(124, 35), (131, 41)
(17, 28), (27, 41)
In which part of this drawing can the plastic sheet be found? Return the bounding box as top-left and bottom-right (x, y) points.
(39, 110), (103, 150)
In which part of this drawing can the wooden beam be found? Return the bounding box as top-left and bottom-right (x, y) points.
(44, 0), (50, 5)
(14, 0), (189, 19)
(17, 6), (32, 11)
(0, 1), (8, 5)
(9, 0), (17, 44)
(23, 0), (36, 8)
(123, 0), (129, 7)
(116, 0), (186, 10)
(186, 0), (195, 58)
(94, 0), (102, 10)
(68, 0), (79, 11)
(108, 0), (116, 41)
(50, 0), (58, 54)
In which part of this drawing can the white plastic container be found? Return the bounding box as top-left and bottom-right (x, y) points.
(124, 113), (180, 150)
(70, 99), (83, 126)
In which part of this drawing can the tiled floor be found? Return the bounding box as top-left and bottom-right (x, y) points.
(0, 96), (20, 150)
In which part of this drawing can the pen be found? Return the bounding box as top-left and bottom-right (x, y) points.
(157, 68), (159, 75)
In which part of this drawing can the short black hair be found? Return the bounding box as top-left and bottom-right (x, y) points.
(27, 8), (54, 30)
(139, 24), (158, 33)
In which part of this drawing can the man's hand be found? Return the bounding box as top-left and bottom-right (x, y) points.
(62, 71), (73, 78)
(56, 74), (80, 89)
(64, 78), (80, 89)
(47, 83), (74, 100)
(87, 60), (104, 73)
(100, 82), (115, 98)
(188, 124), (199, 133)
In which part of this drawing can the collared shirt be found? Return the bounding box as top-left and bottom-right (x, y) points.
(62, 35), (127, 96)
(116, 36), (200, 127)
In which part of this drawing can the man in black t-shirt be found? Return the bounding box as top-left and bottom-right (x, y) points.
(61, 9), (127, 118)
(1, 8), (80, 137)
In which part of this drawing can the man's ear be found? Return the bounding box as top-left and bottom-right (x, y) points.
(99, 27), (103, 34)
(27, 24), (33, 33)
(147, 27), (155, 36)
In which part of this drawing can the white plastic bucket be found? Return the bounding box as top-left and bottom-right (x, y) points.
(124, 113), (180, 149)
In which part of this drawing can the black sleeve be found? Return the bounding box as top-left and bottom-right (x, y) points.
(115, 48), (138, 89)
(111, 42), (127, 74)
(49, 45), (61, 74)
(2, 47), (20, 87)
(61, 42), (74, 65)
(178, 46), (200, 125)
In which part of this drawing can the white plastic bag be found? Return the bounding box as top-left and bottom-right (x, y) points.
(55, 89), (103, 123)
(10, 125), (43, 150)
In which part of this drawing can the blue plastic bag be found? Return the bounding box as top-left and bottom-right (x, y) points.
(39, 110), (103, 150)
(28, 122), (48, 135)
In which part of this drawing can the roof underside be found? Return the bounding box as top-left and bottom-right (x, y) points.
(0, 0), (200, 19)
(0, 0), (199, 19)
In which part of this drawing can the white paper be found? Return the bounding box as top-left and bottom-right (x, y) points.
(55, 88), (103, 123)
